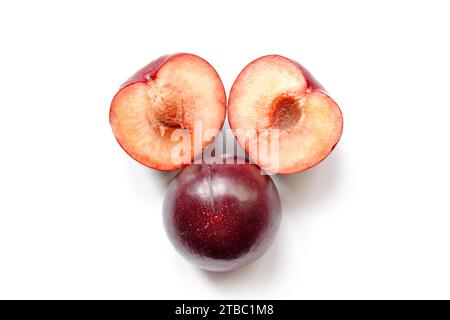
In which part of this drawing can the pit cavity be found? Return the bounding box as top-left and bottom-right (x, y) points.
(270, 95), (302, 130)
(146, 83), (184, 130)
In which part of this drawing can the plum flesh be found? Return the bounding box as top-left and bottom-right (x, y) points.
(163, 157), (281, 272)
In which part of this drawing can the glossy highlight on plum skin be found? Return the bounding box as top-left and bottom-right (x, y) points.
(163, 157), (282, 272)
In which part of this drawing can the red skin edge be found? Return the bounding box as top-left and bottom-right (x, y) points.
(229, 55), (344, 175)
(291, 59), (325, 92)
(110, 54), (185, 121)
(119, 53), (187, 89)
(283, 57), (343, 174)
(109, 53), (188, 171)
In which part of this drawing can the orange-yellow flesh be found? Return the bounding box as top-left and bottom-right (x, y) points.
(229, 55), (307, 131)
(110, 55), (226, 170)
(274, 92), (342, 172)
(234, 92), (342, 173)
(229, 56), (342, 174)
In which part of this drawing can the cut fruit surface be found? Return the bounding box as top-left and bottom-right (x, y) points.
(228, 55), (343, 174)
(110, 53), (226, 171)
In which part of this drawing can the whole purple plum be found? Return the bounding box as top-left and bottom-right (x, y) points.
(163, 157), (281, 272)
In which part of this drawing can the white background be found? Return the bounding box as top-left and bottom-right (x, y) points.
(0, 0), (449, 299)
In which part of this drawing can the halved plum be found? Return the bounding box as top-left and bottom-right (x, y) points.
(110, 53), (226, 171)
(228, 55), (343, 174)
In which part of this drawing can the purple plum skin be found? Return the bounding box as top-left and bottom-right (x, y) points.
(163, 158), (282, 272)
